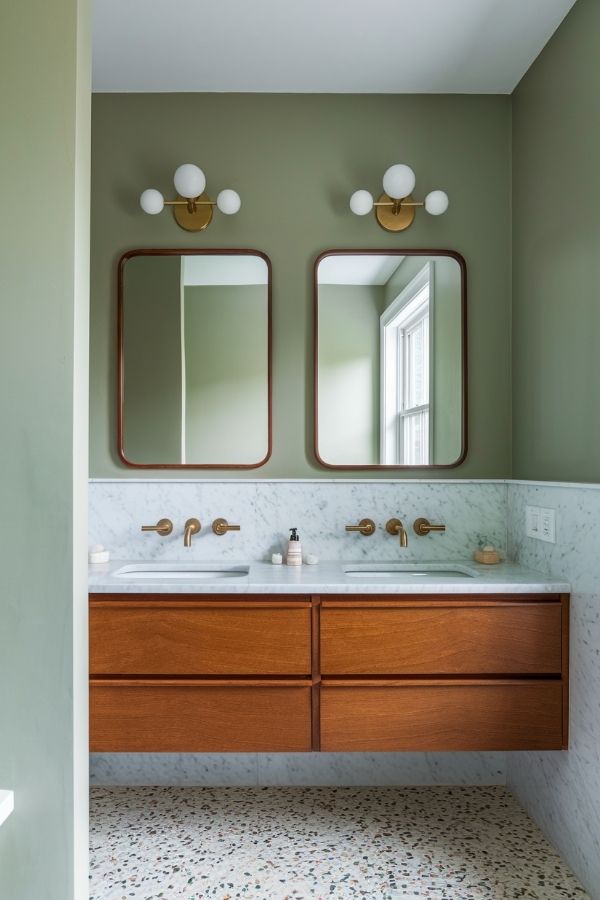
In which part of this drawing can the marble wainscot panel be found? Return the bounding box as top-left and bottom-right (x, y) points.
(90, 752), (506, 787)
(89, 479), (507, 562)
(507, 481), (600, 900)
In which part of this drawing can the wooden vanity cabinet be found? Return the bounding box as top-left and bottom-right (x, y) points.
(89, 592), (569, 753)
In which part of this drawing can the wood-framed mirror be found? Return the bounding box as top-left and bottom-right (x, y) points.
(314, 249), (467, 469)
(117, 248), (272, 469)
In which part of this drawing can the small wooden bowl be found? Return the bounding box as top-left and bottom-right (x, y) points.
(474, 548), (501, 565)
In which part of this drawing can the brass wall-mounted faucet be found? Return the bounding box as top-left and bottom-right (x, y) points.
(386, 518), (408, 548)
(184, 517), (201, 547)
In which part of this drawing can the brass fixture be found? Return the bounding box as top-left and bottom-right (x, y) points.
(212, 517), (241, 536)
(386, 518), (409, 548)
(141, 518), (173, 537)
(345, 518), (376, 537)
(140, 163), (241, 232)
(183, 517), (201, 547)
(414, 517), (446, 536)
(350, 163), (448, 233)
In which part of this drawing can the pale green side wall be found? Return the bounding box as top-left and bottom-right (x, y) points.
(184, 285), (269, 464)
(90, 93), (512, 478)
(318, 284), (382, 464)
(0, 0), (90, 898)
(512, 0), (600, 481)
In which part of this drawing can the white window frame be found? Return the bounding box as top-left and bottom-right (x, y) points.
(380, 262), (434, 464)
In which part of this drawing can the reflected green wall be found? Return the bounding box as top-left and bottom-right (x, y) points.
(513, 0), (600, 481)
(90, 92), (511, 477)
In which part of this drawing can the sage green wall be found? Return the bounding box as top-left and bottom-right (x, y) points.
(184, 285), (269, 463)
(90, 93), (512, 477)
(0, 0), (90, 898)
(512, 0), (600, 481)
(318, 284), (382, 464)
(123, 255), (182, 463)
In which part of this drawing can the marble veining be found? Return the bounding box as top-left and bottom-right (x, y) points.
(89, 480), (507, 563)
(507, 482), (600, 900)
(89, 785), (589, 899)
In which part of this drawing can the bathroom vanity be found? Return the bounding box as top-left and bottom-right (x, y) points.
(89, 563), (570, 754)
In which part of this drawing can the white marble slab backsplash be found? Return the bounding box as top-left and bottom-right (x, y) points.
(507, 482), (600, 900)
(89, 480), (507, 562)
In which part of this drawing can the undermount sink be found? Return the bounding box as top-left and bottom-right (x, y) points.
(344, 563), (477, 579)
(113, 563), (250, 581)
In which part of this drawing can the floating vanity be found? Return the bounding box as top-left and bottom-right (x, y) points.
(89, 562), (570, 755)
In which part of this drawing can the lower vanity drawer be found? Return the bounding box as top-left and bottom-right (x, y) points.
(320, 680), (565, 751)
(90, 680), (312, 752)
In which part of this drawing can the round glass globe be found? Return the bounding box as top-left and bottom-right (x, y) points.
(425, 190), (449, 216)
(173, 163), (206, 199)
(349, 189), (374, 216)
(382, 164), (416, 200)
(216, 189), (241, 215)
(140, 189), (164, 215)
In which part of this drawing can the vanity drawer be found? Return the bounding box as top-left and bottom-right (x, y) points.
(90, 680), (312, 752)
(89, 599), (312, 675)
(320, 602), (563, 675)
(320, 680), (565, 751)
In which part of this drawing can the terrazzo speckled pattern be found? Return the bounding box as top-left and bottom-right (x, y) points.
(89, 786), (589, 899)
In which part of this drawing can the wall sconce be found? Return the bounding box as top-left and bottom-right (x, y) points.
(350, 164), (448, 232)
(140, 163), (241, 232)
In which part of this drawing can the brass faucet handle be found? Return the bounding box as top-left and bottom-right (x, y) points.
(212, 517), (241, 536)
(345, 518), (376, 537)
(141, 518), (173, 536)
(414, 517), (446, 536)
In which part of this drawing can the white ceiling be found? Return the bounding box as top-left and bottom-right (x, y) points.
(182, 255), (268, 286)
(93, 0), (577, 94)
(318, 255), (404, 286)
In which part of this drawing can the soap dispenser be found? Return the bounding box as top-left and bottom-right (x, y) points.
(287, 527), (302, 566)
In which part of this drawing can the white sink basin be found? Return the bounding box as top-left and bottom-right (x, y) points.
(113, 564), (249, 581)
(344, 563), (477, 579)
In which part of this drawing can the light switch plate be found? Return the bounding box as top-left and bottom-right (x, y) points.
(526, 504), (556, 543)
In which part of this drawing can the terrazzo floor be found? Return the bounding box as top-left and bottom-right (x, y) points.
(89, 786), (590, 900)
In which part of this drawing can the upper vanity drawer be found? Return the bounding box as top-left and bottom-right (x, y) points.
(320, 600), (563, 675)
(90, 598), (312, 675)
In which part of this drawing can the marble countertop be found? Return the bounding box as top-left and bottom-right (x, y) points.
(89, 560), (570, 595)
(0, 790), (14, 828)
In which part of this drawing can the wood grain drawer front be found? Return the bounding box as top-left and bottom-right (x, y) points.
(90, 681), (312, 752)
(320, 604), (562, 675)
(89, 604), (311, 675)
(320, 681), (564, 751)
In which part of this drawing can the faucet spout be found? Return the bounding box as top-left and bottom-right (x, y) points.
(385, 518), (408, 548)
(183, 517), (201, 547)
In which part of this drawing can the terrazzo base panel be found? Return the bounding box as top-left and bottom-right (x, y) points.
(89, 786), (589, 899)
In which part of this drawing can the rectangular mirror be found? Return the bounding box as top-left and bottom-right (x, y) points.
(314, 250), (466, 468)
(118, 249), (271, 468)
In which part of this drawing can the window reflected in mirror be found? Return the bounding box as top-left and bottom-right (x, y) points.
(118, 250), (271, 468)
(315, 251), (465, 468)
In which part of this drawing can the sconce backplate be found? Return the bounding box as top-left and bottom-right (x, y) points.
(375, 192), (416, 232)
(173, 192), (214, 231)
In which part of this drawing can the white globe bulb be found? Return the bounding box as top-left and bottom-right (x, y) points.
(349, 189), (374, 216)
(173, 163), (206, 199)
(216, 189), (241, 215)
(140, 188), (164, 215)
(425, 190), (449, 216)
(382, 164), (416, 200)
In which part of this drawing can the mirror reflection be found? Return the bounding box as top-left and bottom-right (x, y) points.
(119, 251), (270, 467)
(315, 252), (465, 467)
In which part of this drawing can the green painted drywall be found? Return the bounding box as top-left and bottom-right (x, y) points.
(512, 0), (600, 481)
(90, 92), (512, 477)
(318, 284), (382, 464)
(123, 255), (182, 463)
(0, 0), (90, 897)
(184, 285), (269, 463)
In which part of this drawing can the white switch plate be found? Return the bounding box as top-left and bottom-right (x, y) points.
(526, 505), (556, 543)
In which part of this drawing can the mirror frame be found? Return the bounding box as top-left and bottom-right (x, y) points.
(313, 248), (468, 470)
(117, 247), (273, 469)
